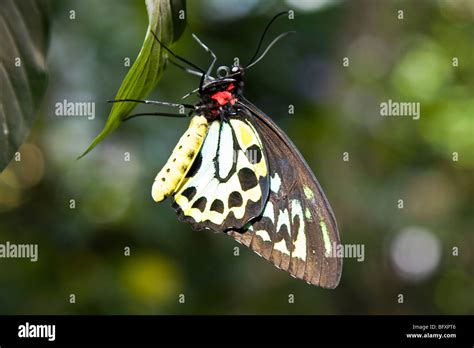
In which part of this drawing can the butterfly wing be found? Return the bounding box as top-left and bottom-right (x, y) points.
(227, 99), (342, 289)
(171, 113), (270, 232)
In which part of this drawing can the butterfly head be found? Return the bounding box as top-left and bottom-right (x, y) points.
(217, 65), (244, 79)
(202, 65), (244, 91)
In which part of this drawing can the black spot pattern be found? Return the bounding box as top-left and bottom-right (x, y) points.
(192, 197), (207, 212)
(181, 187), (197, 201)
(186, 152), (202, 178)
(228, 191), (243, 208)
(278, 223), (289, 236)
(237, 167), (258, 191)
(277, 224), (292, 253)
(291, 214), (302, 251)
(210, 199), (224, 213)
(246, 144), (262, 164)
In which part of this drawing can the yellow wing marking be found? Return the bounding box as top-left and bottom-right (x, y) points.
(231, 119), (267, 178)
(151, 115), (209, 202)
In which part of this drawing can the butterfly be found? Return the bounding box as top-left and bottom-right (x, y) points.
(115, 12), (342, 288)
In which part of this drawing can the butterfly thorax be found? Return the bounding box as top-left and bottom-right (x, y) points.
(197, 68), (245, 121)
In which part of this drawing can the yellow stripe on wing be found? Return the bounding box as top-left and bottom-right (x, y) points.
(151, 115), (209, 202)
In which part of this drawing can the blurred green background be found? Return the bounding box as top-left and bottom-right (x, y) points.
(0, 0), (473, 314)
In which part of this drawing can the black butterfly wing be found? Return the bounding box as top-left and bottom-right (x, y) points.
(227, 98), (342, 288)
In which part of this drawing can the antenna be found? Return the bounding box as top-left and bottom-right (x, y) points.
(245, 11), (290, 68)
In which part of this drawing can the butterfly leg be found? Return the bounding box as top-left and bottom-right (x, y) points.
(191, 33), (217, 92)
(169, 59), (211, 79)
(108, 99), (195, 109)
(108, 99), (196, 120)
(191, 33), (217, 77)
(149, 30), (205, 74)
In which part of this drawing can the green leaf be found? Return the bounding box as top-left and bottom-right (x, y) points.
(78, 0), (186, 159)
(0, 0), (50, 172)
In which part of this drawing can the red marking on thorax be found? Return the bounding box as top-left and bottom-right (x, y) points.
(211, 84), (237, 106)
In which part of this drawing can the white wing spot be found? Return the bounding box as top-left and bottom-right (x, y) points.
(274, 239), (290, 255)
(262, 201), (275, 223)
(217, 122), (234, 179)
(291, 200), (306, 261)
(270, 173), (281, 193)
(276, 208), (290, 234)
(255, 230), (272, 242)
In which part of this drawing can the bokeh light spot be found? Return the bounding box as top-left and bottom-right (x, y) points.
(390, 226), (442, 282)
(121, 253), (182, 306)
(391, 39), (452, 101)
(285, 0), (342, 12)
